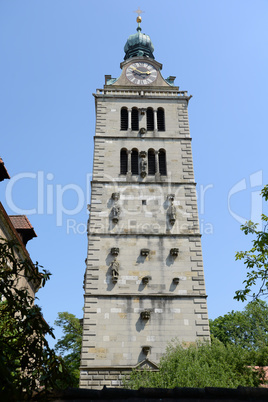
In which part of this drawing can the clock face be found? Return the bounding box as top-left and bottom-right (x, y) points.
(126, 62), (158, 85)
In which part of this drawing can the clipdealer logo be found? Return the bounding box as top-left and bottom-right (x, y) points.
(4, 170), (264, 234)
(5, 171), (92, 227)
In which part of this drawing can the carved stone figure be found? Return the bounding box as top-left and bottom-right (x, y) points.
(170, 248), (179, 257)
(87, 204), (91, 236)
(168, 204), (177, 225)
(142, 275), (152, 285)
(142, 345), (151, 355)
(141, 248), (150, 257)
(139, 151), (147, 158)
(139, 108), (146, 115)
(112, 192), (120, 201)
(111, 247), (119, 256)
(111, 258), (120, 283)
(140, 310), (151, 320)
(111, 205), (120, 223)
(167, 194), (175, 202)
(140, 158), (147, 178)
(87, 217), (90, 236)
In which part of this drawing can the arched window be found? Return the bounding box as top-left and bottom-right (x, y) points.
(131, 108), (139, 131)
(120, 149), (128, 174)
(146, 108), (154, 131)
(159, 149), (167, 175)
(131, 149), (139, 175)
(148, 149), (156, 175)
(121, 108), (128, 131)
(157, 108), (165, 131)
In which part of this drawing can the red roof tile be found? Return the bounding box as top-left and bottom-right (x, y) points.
(9, 215), (35, 231)
(9, 215), (37, 245)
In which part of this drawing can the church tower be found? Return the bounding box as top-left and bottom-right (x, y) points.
(80, 15), (210, 389)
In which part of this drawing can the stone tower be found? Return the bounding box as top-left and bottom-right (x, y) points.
(80, 16), (210, 389)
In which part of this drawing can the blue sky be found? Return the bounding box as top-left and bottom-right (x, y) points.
(1, 0), (268, 346)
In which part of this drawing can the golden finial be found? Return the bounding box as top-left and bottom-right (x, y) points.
(134, 7), (144, 30)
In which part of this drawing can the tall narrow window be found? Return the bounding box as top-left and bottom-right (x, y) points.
(131, 149), (139, 175)
(121, 108), (128, 131)
(157, 108), (165, 131)
(131, 108), (139, 131)
(120, 149), (128, 174)
(148, 149), (156, 175)
(146, 108), (154, 131)
(159, 149), (167, 175)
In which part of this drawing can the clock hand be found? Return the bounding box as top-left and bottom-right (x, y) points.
(136, 69), (151, 75)
(131, 67), (151, 75)
(131, 67), (143, 74)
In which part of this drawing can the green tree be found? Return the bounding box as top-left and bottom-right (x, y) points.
(124, 339), (266, 389)
(209, 300), (268, 354)
(0, 238), (70, 399)
(54, 312), (82, 387)
(235, 185), (268, 301)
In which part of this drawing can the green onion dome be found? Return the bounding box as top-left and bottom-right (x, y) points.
(124, 17), (154, 60)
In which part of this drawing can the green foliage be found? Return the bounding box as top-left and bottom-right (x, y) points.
(54, 312), (83, 387)
(209, 300), (268, 356)
(124, 340), (266, 389)
(0, 238), (70, 399)
(126, 301), (268, 389)
(235, 185), (268, 301)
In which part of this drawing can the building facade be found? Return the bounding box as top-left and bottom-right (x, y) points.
(0, 158), (40, 299)
(80, 17), (210, 389)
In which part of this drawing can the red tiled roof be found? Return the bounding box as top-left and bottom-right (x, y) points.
(0, 203), (41, 292)
(9, 215), (37, 245)
(9, 215), (36, 232)
(0, 203), (30, 258)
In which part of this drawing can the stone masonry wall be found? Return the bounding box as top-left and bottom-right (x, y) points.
(80, 85), (210, 388)
(80, 367), (134, 389)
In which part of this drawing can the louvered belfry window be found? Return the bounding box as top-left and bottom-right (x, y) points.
(120, 149), (128, 174)
(131, 149), (139, 175)
(146, 108), (154, 131)
(159, 149), (167, 175)
(121, 108), (128, 131)
(148, 149), (156, 175)
(157, 108), (165, 131)
(131, 108), (139, 131)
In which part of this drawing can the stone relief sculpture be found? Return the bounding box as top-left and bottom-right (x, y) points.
(111, 258), (120, 283)
(140, 248), (150, 257)
(87, 217), (90, 236)
(111, 192), (120, 201)
(140, 310), (151, 320)
(170, 248), (179, 257)
(169, 204), (177, 225)
(111, 247), (119, 256)
(167, 194), (176, 225)
(142, 345), (151, 355)
(140, 127), (147, 135)
(111, 193), (120, 223)
(140, 158), (147, 178)
(167, 194), (175, 202)
(142, 275), (152, 285)
(140, 151), (147, 178)
(87, 204), (91, 236)
(111, 205), (120, 224)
